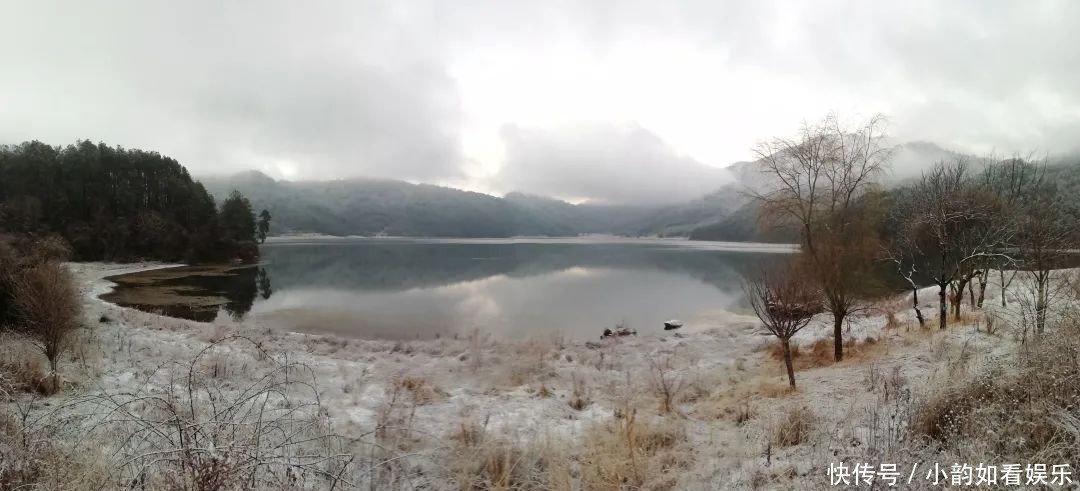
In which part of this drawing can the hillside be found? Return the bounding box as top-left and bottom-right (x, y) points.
(201, 172), (747, 238)
(0, 140), (256, 262)
(199, 141), (996, 242)
(202, 172), (556, 237)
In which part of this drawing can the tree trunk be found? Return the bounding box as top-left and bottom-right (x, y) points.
(977, 273), (987, 308)
(999, 269), (1008, 308)
(781, 338), (796, 388)
(1035, 274), (1048, 334)
(952, 279), (969, 320)
(969, 277), (976, 309)
(833, 314), (844, 362)
(938, 284), (948, 330)
(912, 287), (925, 327)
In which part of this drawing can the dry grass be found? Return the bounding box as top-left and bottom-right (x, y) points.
(734, 398), (755, 425)
(0, 336), (362, 490)
(864, 363), (908, 402)
(504, 339), (558, 387)
(568, 372), (591, 411)
(397, 375), (446, 405)
(446, 415), (572, 491)
(449, 436), (572, 491)
(579, 411), (690, 491)
(0, 411), (111, 490)
(953, 310), (985, 327)
(770, 405), (818, 447)
(466, 328), (491, 373)
(0, 332), (54, 395)
(765, 336), (887, 373)
(910, 323), (1080, 465)
(648, 355), (685, 414)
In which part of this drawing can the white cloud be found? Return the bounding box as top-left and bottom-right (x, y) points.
(496, 123), (731, 204)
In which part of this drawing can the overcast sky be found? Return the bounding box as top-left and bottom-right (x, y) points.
(2, 1), (1078, 204)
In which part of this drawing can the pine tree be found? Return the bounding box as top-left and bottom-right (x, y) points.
(257, 209), (272, 243)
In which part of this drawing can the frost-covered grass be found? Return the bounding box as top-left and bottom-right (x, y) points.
(0, 262), (1071, 490)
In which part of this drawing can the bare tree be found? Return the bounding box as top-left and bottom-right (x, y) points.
(980, 155), (1042, 308)
(910, 158), (1013, 329)
(744, 263), (822, 388)
(11, 261), (81, 388)
(1014, 178), (1078, 334)
(882, 187), (927, 327)
(754, 114), (891, 360)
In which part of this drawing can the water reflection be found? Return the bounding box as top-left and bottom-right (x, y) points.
(102, 265), (264, 322)
(257, 267), (273, 300)
(104, 238), (794, 339)
(223, 266), (258, 320)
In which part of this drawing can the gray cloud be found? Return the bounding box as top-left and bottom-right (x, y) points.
(496, 124), (731, 204)
(193, 57), (464, 181)
(1, 0), (1078, 198)
(0, 0), (465, 182)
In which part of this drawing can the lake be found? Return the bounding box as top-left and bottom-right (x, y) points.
(102, 237), (795, 340)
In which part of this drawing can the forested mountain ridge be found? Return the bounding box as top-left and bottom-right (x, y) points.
(203, 172), (576, 237)
(201, 171), (746, 238)
(0, 140), (258, 262)
(199, 141), (1002, 242)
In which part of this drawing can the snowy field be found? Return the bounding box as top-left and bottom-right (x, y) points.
(1, 262), (1045, 489)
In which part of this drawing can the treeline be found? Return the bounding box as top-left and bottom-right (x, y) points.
(880, 154), (1080, 332)
(744, 114), (1080, 388)
(0, 141), (258, 263)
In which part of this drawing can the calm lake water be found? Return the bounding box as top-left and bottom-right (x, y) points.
(104, 238), (795, 340)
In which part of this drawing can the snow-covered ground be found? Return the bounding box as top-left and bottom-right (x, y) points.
(26, 262), (1039, 489)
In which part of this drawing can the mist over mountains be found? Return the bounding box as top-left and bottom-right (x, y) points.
(201, 141), (1074, 241)
(200, 171), (697, 239)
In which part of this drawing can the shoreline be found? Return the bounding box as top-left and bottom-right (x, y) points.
(266, 234), (799, 252)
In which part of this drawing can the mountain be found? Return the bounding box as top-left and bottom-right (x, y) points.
(202, 172), (566, 237)
(199, 142), (981, 241)
(687, 200), (798, 242)
(200, 171), (750, 239)
(618, 185), (749, 237)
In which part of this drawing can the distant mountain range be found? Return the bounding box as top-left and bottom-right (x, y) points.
(199, 170), (742, 239)
(202, 141), (1036, 242)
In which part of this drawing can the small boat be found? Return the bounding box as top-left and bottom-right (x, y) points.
(663, 320), (683, 330)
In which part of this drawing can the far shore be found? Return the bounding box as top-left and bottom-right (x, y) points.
(266, 233), (800, 252)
